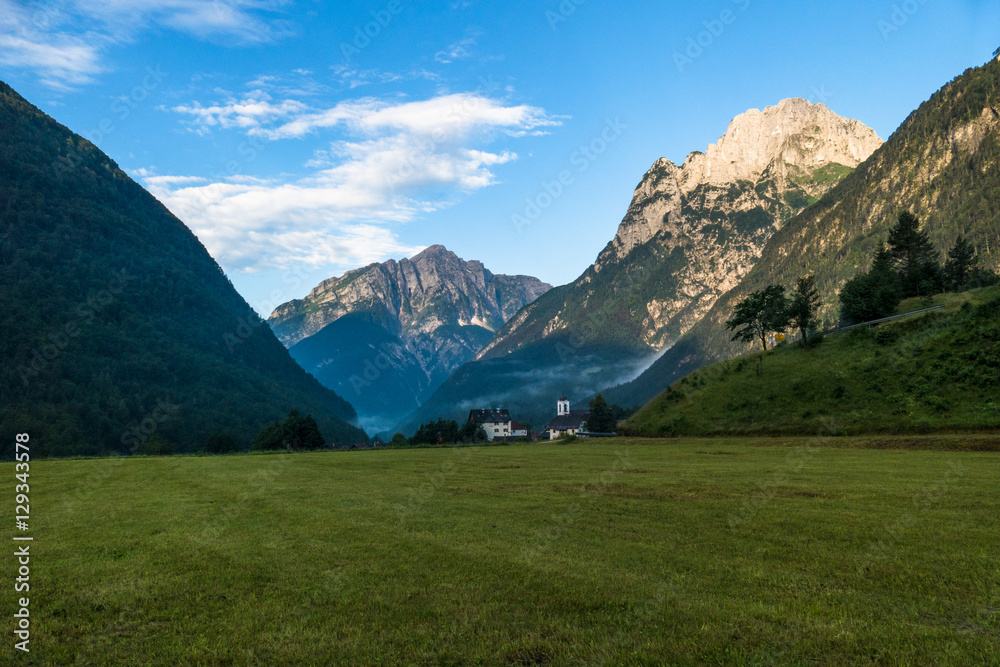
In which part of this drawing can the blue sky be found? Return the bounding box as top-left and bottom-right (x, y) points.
(1, 0), (997, 315)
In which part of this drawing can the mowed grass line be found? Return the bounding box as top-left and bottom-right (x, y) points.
(3, 439), (998, 665)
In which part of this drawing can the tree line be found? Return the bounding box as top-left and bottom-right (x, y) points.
(402, 394), (628, 446)
(727, 211), (998, 351)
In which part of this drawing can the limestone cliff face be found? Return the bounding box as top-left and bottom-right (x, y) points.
(601, 99), (883, 265)
(608, 57), (1000, 411)
(269, 245), (551, 382)
(480, 98), (883, 357)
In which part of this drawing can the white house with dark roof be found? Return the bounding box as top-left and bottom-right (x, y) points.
(545, 395), (590, 440)
(467, 408), (513, 441)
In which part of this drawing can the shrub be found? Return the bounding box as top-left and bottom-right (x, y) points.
(874, 328), (899, 346)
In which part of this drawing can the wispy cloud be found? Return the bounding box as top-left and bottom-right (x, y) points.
(171, 94), (309, 134)
(435, 35), (477, 64)
(0, 33), (104, 89)
(328, 65), (439, 91)
(148, 91), (563, 273)
(0, 0), (290, 89)
(243, 92), (561, 140)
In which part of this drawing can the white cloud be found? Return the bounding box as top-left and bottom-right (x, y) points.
(171, 94), (309, 133)
(0, 33), (104, 89)
(0, 0), (289, 89)
(70, 0), (290, 43)
(251, 93), (561, 140)
(149, 91), (563, 273)
(435, 36), (477, 64)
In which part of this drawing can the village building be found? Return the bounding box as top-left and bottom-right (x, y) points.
(510, 421), (528, 438)
(544, 395), (590, 440)
(467, 408), (513, 441)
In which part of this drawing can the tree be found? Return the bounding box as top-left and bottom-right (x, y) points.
(725, 285), (789, 352)
(410, 419), (459, 445)
(389, 433), (409, 447)
(943, 236), (976, 291)
(297, 414), (325, 450)
(887, 211), (941, 297)
(204, 432), (238, 454)
(839, 272), (901, 323)
(587, 394), (618, 433)
(839, 243), (902, 324)
(457, 420), (488, 443)
(787, 275), (821, 347)
(252, 410), (326, 450)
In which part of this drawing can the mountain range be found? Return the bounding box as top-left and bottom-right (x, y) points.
(3, 55), (998, 451)
(268, 246), (550, 433)
(396, 97), (885, 432)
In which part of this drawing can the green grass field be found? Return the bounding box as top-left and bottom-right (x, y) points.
(623, 287), (1000, 438)
(5, 438), (1000, 665)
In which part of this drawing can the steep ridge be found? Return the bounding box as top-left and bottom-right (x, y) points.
(480, 98), (882, 357)
(0, 81), (366, 455)
(398, 100), (881, 432)
(606, 57), (1000, 410)
(268, 245), (550, 432)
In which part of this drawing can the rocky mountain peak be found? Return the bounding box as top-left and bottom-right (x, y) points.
(481, 98), (885, 369)
(679, 98), (883, 191)
(598, 99), (883, 269)
(268, 246), (552, 431)
(269, 247), (551, 347)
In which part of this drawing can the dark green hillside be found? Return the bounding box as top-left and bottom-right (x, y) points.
(608, 57), (1000, 409)
(0, 81), (366, 455)
(622, 287), (1000, 437)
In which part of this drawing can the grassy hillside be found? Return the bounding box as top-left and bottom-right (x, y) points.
(622, 287), (1000, 437)
(6, 440), (998, 664)
(0, 81), (366, 454)
(607, 57), (1000, 410)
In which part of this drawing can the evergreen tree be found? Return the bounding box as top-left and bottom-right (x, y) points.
(298, 414), (325, 450)
(870, 243), (896, 277)
(787, 275), (821, 348)
(887, 211), (941, 297)
(725, 285), (790, 351)
(943, 236), (977, 291)
(839, 273), (901, 323)
(587, 394), (618, 433)
(252, 422), (284, 451)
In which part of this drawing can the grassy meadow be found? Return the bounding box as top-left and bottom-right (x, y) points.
(624, 287), (1000, 438)
(4, 437), (1000, 665)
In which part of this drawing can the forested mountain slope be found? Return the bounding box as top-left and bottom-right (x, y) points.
(0, 81), (366, 455)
